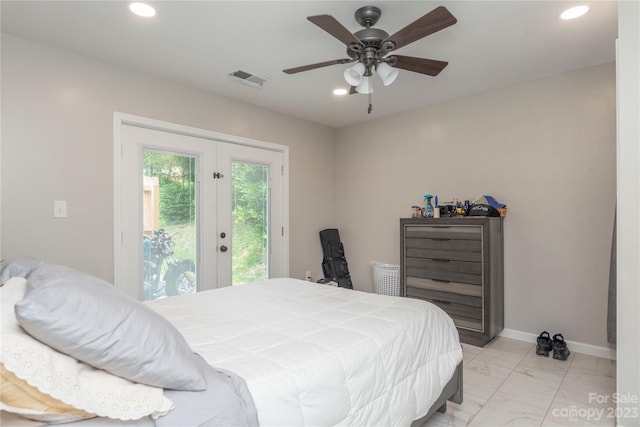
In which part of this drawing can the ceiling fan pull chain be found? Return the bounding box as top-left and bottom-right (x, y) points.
(368, 92), (373, 114)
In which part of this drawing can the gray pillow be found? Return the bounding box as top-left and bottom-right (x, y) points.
(0, 256), (44, 284)
(15, 263), (207, 391)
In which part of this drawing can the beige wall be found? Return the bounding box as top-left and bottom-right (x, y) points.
(0, 33), (621, 350)
(335, 63), (616, 348)
(0, 34), (336, 282)
(616, 0), (640, 420)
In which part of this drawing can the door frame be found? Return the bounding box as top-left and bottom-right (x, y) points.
(113, 112), (289, 295)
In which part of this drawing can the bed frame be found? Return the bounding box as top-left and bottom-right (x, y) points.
(411, 360), (463, 427)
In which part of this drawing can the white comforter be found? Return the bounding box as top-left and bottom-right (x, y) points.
(146, 278), (462, 427)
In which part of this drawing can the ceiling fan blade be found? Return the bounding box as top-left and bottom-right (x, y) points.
(382, 6), (457, 51)
(307, 14), (363, 47)
(391, 55), (449, 76)
(283, 58), (352, 74)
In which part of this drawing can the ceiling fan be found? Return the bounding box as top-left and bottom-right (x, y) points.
(283, 5), (457, 113)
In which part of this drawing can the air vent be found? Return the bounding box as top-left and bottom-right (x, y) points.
(228, 70), (267, 88)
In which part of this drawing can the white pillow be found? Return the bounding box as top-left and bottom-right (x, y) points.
(0, 278), (175, 422)
(0, 257), (43, 285)
(15, 263), (207, 391)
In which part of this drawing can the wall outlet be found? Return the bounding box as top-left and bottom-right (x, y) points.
(305, 271), (312, 281)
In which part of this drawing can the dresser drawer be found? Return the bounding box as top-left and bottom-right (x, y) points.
(406, 285), (481, 307)
(406, 276), (482, 297)
(405, 225), (481, 241)
(406, 257), (482, 284)
(406, 292), (483, 332)
(405, 247), (481, 262)
(406, 227), (480, 260)
(406, 257), (481, 274)
(405, 236), (481, 252)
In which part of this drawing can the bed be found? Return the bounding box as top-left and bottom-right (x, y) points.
(0, 258), (463, 426)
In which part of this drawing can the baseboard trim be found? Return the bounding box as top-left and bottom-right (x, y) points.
(499, 328), (617, 360)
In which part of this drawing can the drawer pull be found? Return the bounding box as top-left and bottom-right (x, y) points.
(432, 279), (451, 283)
(432, 238), (451, 241)
(430, 299), (451, 305)
(432, 259), (451, 263)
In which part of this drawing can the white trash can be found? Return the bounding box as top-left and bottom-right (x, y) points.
(371, 261), (401, 296)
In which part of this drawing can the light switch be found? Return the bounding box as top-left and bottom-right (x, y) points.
(53, 200), (67, 218)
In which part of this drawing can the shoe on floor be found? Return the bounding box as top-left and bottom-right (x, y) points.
(536, 331), (552, 357)
(552, 333), (571, 360)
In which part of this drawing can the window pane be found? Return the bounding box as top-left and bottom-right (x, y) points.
(142, 150), (197, 300)
(231, 162), (269, 285)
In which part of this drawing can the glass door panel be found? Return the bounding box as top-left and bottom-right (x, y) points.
(216, 142), (283, 288)
(142, 150), (197, 300)
(119, 122), (284, 299)
(231, 162), (269, 285)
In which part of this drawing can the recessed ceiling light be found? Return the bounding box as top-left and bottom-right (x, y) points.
(560, 5), (589, 20)
(333, 88), (348, 96)
(129, 2), (156, 18)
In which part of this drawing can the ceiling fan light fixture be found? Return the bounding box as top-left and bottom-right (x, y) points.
(344, 62), (365, 86)
(355, 75), (373, 94)
(376, 62), (399, 86)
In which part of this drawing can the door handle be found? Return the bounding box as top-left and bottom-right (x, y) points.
(219, 245), (228, 252)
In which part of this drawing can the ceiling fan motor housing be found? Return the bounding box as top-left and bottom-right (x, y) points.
(354, 6), (382, 27)
(348, 27), (390, 68)
(347, 6), (395, 68)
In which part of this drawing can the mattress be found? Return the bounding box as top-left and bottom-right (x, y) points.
(146, 278), (463, 426)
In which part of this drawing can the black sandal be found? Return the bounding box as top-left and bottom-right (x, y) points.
(536, 331), (552, 357)
(552, 333), (570, 360)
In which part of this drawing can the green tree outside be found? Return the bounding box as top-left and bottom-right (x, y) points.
(143, 151), (268, 284)
(231, 162), (268, 284)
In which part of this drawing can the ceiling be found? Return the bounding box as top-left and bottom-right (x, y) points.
(1, 1), (618, 129)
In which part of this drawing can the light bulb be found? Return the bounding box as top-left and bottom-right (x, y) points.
(355, 76), (373, 94)
(344, 63), (365, 87)
(376, 62), (399, 86)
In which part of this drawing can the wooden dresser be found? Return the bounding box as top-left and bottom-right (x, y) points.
(400, 217), (504, 346)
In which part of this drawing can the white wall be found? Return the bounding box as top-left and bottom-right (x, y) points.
(0, 34), (336, 282)
(335, 63), (616, 349)
(616, 0), (640, 423)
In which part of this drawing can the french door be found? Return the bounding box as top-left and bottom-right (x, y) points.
(117, 121), (285, 300)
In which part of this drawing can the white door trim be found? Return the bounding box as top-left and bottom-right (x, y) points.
(113, 112), (290, 292)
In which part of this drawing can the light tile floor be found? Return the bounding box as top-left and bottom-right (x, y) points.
(424, 337), (617, 426)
